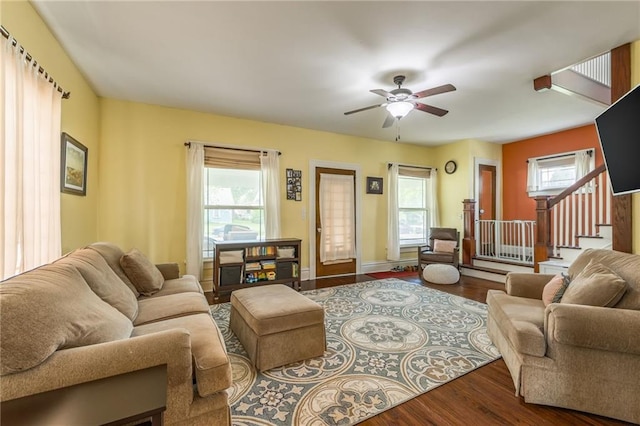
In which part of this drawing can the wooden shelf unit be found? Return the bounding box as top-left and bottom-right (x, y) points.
(213, 238), (301, 299)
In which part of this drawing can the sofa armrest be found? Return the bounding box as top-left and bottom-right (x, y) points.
(505, 272), (555, 299)
(546, 304), (640, 355)
(156, 263), (180, 280)
(1, 329), (192, 402)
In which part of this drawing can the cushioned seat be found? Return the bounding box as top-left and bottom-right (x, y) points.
(134, 292), (211, 326)
(132, 313), (232, 397)
(230, 284), (326, 371)
(419, 228), (460, 283)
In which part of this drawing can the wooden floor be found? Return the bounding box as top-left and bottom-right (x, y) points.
(209, 274), (630, 426)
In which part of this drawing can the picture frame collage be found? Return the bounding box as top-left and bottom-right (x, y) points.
(286, 168), (302, 201)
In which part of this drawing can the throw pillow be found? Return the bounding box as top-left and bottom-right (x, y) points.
(541, 274), (565, 306)
(560, 260), (627, 307)
(433, 239), (457, 253)
(552, 273), (571, 303)
(120, 249), (165, 296)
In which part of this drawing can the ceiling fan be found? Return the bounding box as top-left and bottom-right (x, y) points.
(344, 75), (456, 128)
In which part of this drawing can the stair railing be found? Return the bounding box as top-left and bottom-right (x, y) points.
(534, 164), (609, 271)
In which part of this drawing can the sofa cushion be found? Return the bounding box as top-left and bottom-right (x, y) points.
(134, 292), (211, 326)
(132, 313), (232, 396)
(56, 248), (138, 320)
(561, 260), (627, 307)
(120, 249), (164, 296)
(0, 263), (133, 375)
(568, 249), (640, 310)
(486, 289), (546, 357)
(433, 239), (457, 253)
(88, 242), (140, 297)
(138, 275), (203, 299)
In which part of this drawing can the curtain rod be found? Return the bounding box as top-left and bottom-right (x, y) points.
(387, 162), (436, 171)
(526, 149), (593, 163)
(184, 142), (281, 156)
(1, 25), (71, 99)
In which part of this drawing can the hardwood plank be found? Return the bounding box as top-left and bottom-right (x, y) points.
(208, 274), (629, 425)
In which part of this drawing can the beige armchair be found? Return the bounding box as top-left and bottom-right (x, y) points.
(418, 228), (460, 276)
(486, 249), (640, 424)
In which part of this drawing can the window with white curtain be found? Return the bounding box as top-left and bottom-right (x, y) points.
(527, 149), (594, 197)
(202, 148), (264, 259)
(398, 168), (430, 246)
(1, 35), (63, 280)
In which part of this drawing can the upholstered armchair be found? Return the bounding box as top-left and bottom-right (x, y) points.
(418, 228), (460, 276)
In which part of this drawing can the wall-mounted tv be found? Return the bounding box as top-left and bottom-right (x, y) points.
(594, 83), (640, 196)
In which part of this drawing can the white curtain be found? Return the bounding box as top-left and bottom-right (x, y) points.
(386, 164), (400, 261)
(260, 150), (281, 238)
(186, 143), (204, 279)
(574, 150), (593, 192)
(526, 160), (539, 192)
(1, 37), (62, 280)
(429, 168), (440, 228)
(319, 173), (355, 263)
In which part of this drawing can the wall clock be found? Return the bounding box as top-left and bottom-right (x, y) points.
(445, 160), (457, 174)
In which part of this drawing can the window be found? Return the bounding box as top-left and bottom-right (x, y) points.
(398, 169), (430, 246)
(527, 149), (594, 196)
(202, 148), (265, 258)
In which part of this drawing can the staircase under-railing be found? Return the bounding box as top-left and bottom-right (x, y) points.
(534, 164), (612, 271)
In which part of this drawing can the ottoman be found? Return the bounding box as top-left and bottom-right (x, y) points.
(422, 264), (460, 284)
(230, 284), (326, 371)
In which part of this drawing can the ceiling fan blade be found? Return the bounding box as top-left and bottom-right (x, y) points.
(413, 84), (456, 99)
(370, 89), (393, 98)
(382, 113), (395, 128)
(415, 102), (449, 117)
(344, 104), (383, 115)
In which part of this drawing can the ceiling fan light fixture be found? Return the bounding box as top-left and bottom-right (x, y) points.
(386, 101), (413, 118)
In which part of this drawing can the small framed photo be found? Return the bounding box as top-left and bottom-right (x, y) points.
(60, 132), (88, 196)
(366, 177), (383, 194)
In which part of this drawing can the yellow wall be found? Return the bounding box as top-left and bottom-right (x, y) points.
(632, 40), (640, 254)
(98, 99), (442, 269)
(434, 139), (502, 231)
(2, 1), (101, 254)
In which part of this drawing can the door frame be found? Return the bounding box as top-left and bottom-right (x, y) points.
(308, 159), (362, 280)
(474, 157), (501, 223)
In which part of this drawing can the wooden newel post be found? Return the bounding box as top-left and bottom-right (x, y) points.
(462, 199), (476, 266)
(534, 196), (552, 272)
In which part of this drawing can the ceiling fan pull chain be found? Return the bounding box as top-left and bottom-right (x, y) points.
(396, 120), (401, 141)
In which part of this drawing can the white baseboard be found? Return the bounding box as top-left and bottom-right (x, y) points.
(361, 259), (418, 274)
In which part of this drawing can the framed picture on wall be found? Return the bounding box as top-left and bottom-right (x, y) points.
(366, 176), (383, 194)
(60, 132), (88, 196)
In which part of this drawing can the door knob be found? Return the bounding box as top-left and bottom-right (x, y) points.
(480, 209), (485, 214)
(317, 228), (322, 233)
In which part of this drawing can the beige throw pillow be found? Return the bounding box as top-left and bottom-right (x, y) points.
(120, 249), (165, 296)
(561, 260), (627, 307)
(433, 239), (457, 253)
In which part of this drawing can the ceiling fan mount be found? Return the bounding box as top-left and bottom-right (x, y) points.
(344, 75), (456, 128)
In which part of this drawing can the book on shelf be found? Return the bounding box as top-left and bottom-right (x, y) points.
(245, 246), (276, 257)
(260, 260), (276, 269)
(245, 262), (261, 271)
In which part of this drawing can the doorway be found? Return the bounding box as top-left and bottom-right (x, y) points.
(474, 158), (500, 258)
(309, 160), (362, 279)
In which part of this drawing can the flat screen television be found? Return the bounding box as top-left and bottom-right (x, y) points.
(594, 83), (640, 196)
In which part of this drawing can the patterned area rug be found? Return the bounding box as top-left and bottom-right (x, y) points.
(210, 278), (500, 426)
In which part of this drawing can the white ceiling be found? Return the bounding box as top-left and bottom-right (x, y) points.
(32, 1), (640, 146)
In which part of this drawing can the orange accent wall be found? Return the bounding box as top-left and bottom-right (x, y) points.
(502, 124), (604, 221)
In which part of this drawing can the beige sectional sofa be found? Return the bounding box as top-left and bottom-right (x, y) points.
(486, 248), (640, 423)
(0, 242), (232, 425)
